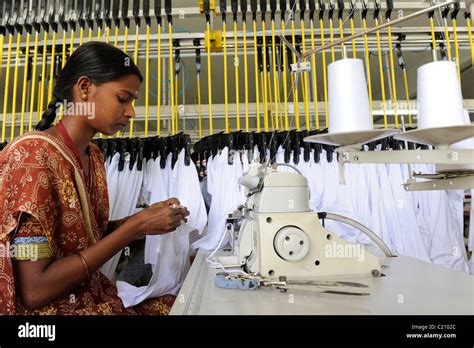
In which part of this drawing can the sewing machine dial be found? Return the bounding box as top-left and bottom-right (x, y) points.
(273, 226), (310, 262)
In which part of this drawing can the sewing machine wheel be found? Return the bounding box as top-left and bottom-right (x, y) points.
(273, 226), (310, 262)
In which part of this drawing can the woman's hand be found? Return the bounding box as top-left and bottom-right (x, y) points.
(149, 198), (190, 223)
(130, 198), (190, 239)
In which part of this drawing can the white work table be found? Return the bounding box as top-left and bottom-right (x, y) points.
(170, 248), (474, 315)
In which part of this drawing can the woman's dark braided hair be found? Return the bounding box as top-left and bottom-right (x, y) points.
(36, 41), (143, 131)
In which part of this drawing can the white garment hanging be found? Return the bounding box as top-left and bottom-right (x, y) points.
(138, 152), (201, 297)
(117, 223), (195, 307)
(386, 162), (430, 261)
(101, 153), (145, 281)
(317, 149), (369, 244)
(169, 150), (207, 234)
(193, 147), (246, 250)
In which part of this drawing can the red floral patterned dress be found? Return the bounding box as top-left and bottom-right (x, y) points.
(0, 131), (174, 315)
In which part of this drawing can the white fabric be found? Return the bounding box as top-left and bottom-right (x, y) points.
(193, 147), (246, 250)
(117, 223), (195, 307)
(386, 163), (430, 261)
(101, 154), (145, 281)
(169, 149), (207, 234)
(138, 152), (202, 297)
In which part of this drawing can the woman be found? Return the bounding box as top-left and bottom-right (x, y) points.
(0, 42), (189, 315)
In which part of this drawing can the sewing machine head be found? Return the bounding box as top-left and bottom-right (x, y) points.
(227, 162), (382, 280)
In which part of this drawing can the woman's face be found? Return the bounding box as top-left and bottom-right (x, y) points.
(86, 74), (141, 136)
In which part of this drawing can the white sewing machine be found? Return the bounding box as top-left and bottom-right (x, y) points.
(223, 163), (392, 280)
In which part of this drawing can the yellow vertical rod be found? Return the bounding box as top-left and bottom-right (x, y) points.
(157, 24), (162, 136)
(38, 30), (49, 122)
(467, 15), (474, 70)
(267, 69), (275, 130)
(310, 19), (319, 129)
(233, 20), (241, 131)
(2, 34), (13, 143)
(290, 19), (300, 130)
(429, 17), (437, 61)
(114, 25), (119, 47)
(80, 27), (85, 45)
(57, 29), (68, 123)
(443, 18), (452, 61)
(387, 24), (398, 128)
(97, 26), (102, 41)
(206, 21), (213, 135)
(281, 21), (289, 131)
(223, 21), (229, 133)
(452, 18), (461, 81)
(69, 29), (75, 55)
(88, 27), (93, 42)
(170, 23), (176, 135)
(271, 20), (280, 130)
(197, 73), (202, 138)
(375, 18), (387, 128)
(47, 31), (57, 103)
(144, 24), (150, 137)
(362, 18), (373, 115)
(105, 26), (111, 43)
(129, 25), (139, 137)
(61, 29), (67, 67)
(123, 26), (129, 52)
(243, 20), (250, 131)
(262, 20), (269, 131)
(350, 17), (356, 58)
(10, 34), (22, 140)
(116, 25), (129, 137)
(175, 73), (178, 132)
(20, 33), (31, 135)
(28, 32), (40, 131)
(252, 20), (261, 132)
(329, 19), (335, 62)
(301, 19), (310, 130)
(319, 19), (329, 128)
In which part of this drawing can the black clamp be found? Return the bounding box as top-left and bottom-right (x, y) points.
(361, 0), (368, 20)
(327, 1), (334, 21)
(280, 0), (286, 21)
(348, 0), (355, 19)
(241, 0), (248, 22)
(373, 0), (381, 20)
(250, 0), (257, 22)
(270, 0), (276, 22)
(318, 0), (325, 21)
(204, 0), (211, 23)
(231, 0), (238, 22)
(194, 39), (202, 74)
(95, 0), (103, 32)
(299, 0), (306, 21)
(112, 0), (121, 28)
(385, 0), (393, 20)
(337, 0), (344, 21)
(58, 0), (67, 32)
(155, 0), (162, 25)
(143, 0), (151, 26)
(220, 0), (227, 22)
(308, 0), (315, 21)
(260, 0), (267, 22)
(86, 0), (93, 31)
(451, 2), (459, 20)
(122, 0), (130, 29)
(104, 0), (112, 31)
(132, 0), (140, 27)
